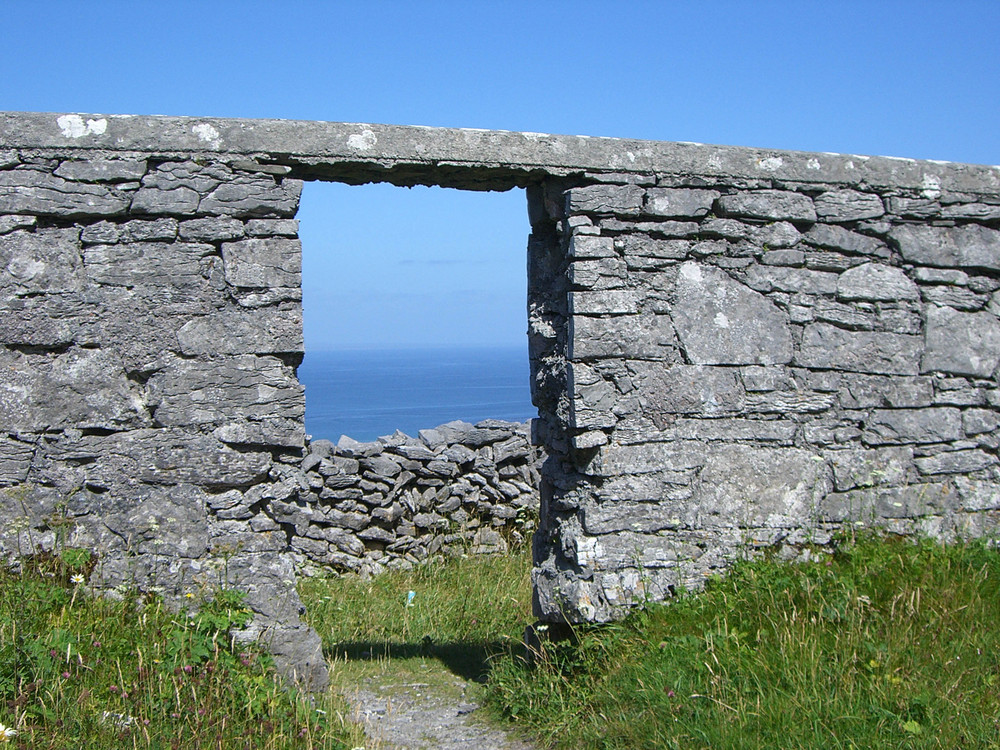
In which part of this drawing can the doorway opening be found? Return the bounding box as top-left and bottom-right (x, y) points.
(297, 181), (533, 442)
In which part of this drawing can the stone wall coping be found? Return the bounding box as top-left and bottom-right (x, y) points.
(2, 110), (998, 194)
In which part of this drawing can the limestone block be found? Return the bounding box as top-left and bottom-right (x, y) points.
(581, 497), (687, 535)
(819, 483), (955, 522)
(362, 454), (403, 478)
(80, 219), (178, 245)
(575, 531), (697, 570)
(569, 363), (618, 430)
(584, 441), (706, 477)
(0, 291), (100, 348)
(179, 216), (246, 242)
(694, 445), (831, 528)
(130, 185), (201, 215)
(921, 286), (987, 312)
(863, 408), (962, 445)
(643, 188), (719, 218)
(222, 238), (301, 288)
(754, 221), (802, 249)
(0, 215), (36, 235)
(632, 363), (744, 417)
(890, 224), (1000, 270)
(941, 203), (1000, 221)
(568, 234), (615, 258)
(618, 236), (689, 263)
(699, 218), (751, 240)
(566, 184), (644, 216)
(921, 305), (1000, 377)
(797, 323), (922, 375)
(744, 390), (835, 414)
(105, 486), (210, 558)
(827, 446), (913, 491)
(836, 263), (918, 301)
(0, 169), (129, 216)
(955, 477), (1000, 511)
(177, 308), (302, 356)
(246, 219), (300, 237)
(45, 429), (271, 490)
(569, 314), (675, 360)
(803, 223), (886, 256)
(568, 256), (627, 290)
(0, 347), (146, 432)
(743, 265), (838, 295)
(84, 241), (211, 291)
(601, 219), (701, 238)
(55, 159), (147, 182)
(813, 190), (885, 222)
(672, 262), (793, 365)
(1, 228), (82, 295)
(199, 176), (302, 218)
(888, 197), (940, 218)
(914, 449), (996, 475)
(761, 249), (805, 266)
(0, 437), (32, 485)
(715, 190), (816, 222)
(568, 290), (638, 315)
(837, 374), (934, 409)
(963, 408), (1000, 435)
(147, 355), (304, 446)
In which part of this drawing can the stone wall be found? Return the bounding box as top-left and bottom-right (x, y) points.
(529, 172), (1000, 623)
(0, 147), (329, 688)
(2, 112), (1000, 679)
(288, 420), (538, 575)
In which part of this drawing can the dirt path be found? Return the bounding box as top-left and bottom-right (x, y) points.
(344, 670), (537, 750)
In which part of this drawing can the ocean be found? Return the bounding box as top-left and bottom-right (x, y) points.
(298, 346), (536, 443)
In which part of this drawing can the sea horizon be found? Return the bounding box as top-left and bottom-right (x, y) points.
(298, 344), (536, 444)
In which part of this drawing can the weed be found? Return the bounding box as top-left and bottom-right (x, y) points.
(485, 534), (1000, 749)
(0, 551), (358, 749)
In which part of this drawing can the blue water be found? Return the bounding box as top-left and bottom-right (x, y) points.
(298, 346), (536, 442)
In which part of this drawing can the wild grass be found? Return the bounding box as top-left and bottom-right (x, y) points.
(484, 535), (1000, 749)
(300, 553), (533, 687)
(0, 550), (359, 749)
(6, 533), (998, 749)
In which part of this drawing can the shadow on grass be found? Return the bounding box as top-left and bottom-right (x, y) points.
(328, 639), (517, 683)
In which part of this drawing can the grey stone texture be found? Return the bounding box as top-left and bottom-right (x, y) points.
(2, 110), (1000, 648)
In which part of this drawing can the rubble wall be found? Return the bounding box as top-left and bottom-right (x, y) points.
(290, 420), (539, 575)
(2, 112), (1000, 667)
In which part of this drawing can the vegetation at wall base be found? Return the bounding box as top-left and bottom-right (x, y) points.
(0, 551), (357, 749)
(484, 534), (1000, 749)
(300, 552), (534, 686)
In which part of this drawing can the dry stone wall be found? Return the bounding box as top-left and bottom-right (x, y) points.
(290, 420), (539, 575)
(2, 112), (1000, 678)
(529, 170), (1000, 624)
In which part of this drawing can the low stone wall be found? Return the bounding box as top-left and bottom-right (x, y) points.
(283, 420), (540, 576)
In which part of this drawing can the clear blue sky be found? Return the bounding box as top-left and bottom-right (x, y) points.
(4, 0), (998, 350)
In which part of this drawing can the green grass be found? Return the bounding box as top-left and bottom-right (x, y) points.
(300, 553), (533, 689)
(484, 535), (1000, 749)
(0, 550), (361, 749)
(7, 535), (999, 749)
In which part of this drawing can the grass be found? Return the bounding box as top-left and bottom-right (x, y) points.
(484, 535), (1000, 749)
(0, 550), (362, 749)
(300, 553), (533, 690)
(6, 534), (999, 749)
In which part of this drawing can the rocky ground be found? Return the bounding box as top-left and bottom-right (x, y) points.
(343, 666), (536, 750)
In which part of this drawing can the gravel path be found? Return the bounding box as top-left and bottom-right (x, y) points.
(345, 675), (537, 750)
